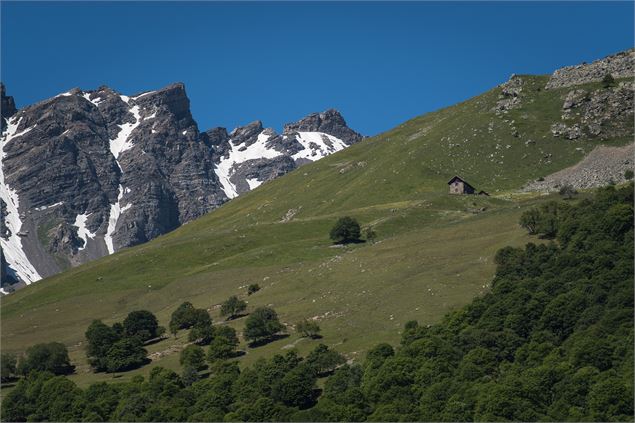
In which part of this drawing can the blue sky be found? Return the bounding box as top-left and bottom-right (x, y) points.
(2, 2), (633, 136)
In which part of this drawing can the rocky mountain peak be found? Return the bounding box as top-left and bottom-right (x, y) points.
(204, 126), (230, 147)
(283, 108), (362, 145)
(130, 82), (192, 122)
(1, 82), (17, 123)
(229, 120), (264, 144)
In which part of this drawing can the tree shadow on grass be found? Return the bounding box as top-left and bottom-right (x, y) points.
(248, 333), (290, 348)
(106, 357), (151, 375)
(333, 239), (366, 246)
(0, 379), (18, 389)
(225, 313), (249, 321)
(143, 335), (169, 346)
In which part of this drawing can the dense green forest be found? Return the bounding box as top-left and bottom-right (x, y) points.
(2, 184), (633, 422)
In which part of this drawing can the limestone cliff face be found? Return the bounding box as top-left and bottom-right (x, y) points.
(0, 83), (363, 288)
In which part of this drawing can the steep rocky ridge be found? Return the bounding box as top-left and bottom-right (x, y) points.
(1, 84), (362, 289)
(545, 48), (634, 89)
(210, 110), (362, 198)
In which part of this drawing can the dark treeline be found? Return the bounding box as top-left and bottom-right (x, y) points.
(2, 184), (633, 422)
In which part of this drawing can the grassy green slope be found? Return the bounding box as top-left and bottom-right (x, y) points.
(1, 75), (631, 387)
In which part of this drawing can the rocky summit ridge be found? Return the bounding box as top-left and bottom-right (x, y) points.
(0, 83), (362, 289)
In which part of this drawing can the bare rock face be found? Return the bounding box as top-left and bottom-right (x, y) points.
(1, 83), (228, 285)
(1, 83), (17, 132)
(545, 49), (634, 90)
(493, 75), (524, 114)
(1, 83), (363, 287)
(47, 222), (83, 256)
(551, 81), (634, 140)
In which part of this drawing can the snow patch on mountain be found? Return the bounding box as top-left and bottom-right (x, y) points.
(73, 213), (96, 251)
(246, 178), (263, 190)
(104, 96), (141, 254)
(105, 186), (132, 254)
(3, 118), (36, 149)
(35, 202), (64, 212)
(1, 116), (42, 283)
(292, 132), (348, 161)
(81, 92), (103, 106)
(215, 132), (282, 199)
(145, 110), (157, 120)
(110, 102), (141, 162)
(54, 91), (73, 99)
(131, 90), (157, 100)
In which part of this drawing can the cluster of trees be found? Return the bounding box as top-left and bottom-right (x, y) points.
(179, 324), (241, 385)
(2, 343), (346, 422)
(85, 310), (163, 373)
(3, 184), (632, 421)
(1, 342), (74, 380)
(244, 307), (285, 345)
(169, 301), (213, 343)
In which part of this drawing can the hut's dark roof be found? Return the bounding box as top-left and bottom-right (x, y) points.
(447, 175), (475, 190)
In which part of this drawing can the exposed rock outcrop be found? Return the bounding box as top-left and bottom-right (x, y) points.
(47, 222), (83, 256)
(1, 83), (17, 131)
(551, 81), (633, 140)
(493, 75), (524, 114)
(545, 49), (634, 90)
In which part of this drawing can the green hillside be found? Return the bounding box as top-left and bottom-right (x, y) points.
(1, 74), (632, 387)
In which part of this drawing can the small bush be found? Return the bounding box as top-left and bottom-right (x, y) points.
(297, 319), (321, 338)
(364, 227), (377, 244)
(624, 170), (634, 180)
(602, 73), (615, 88)
(559, 184), (577, 199)
(247, 284), (261, 295)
